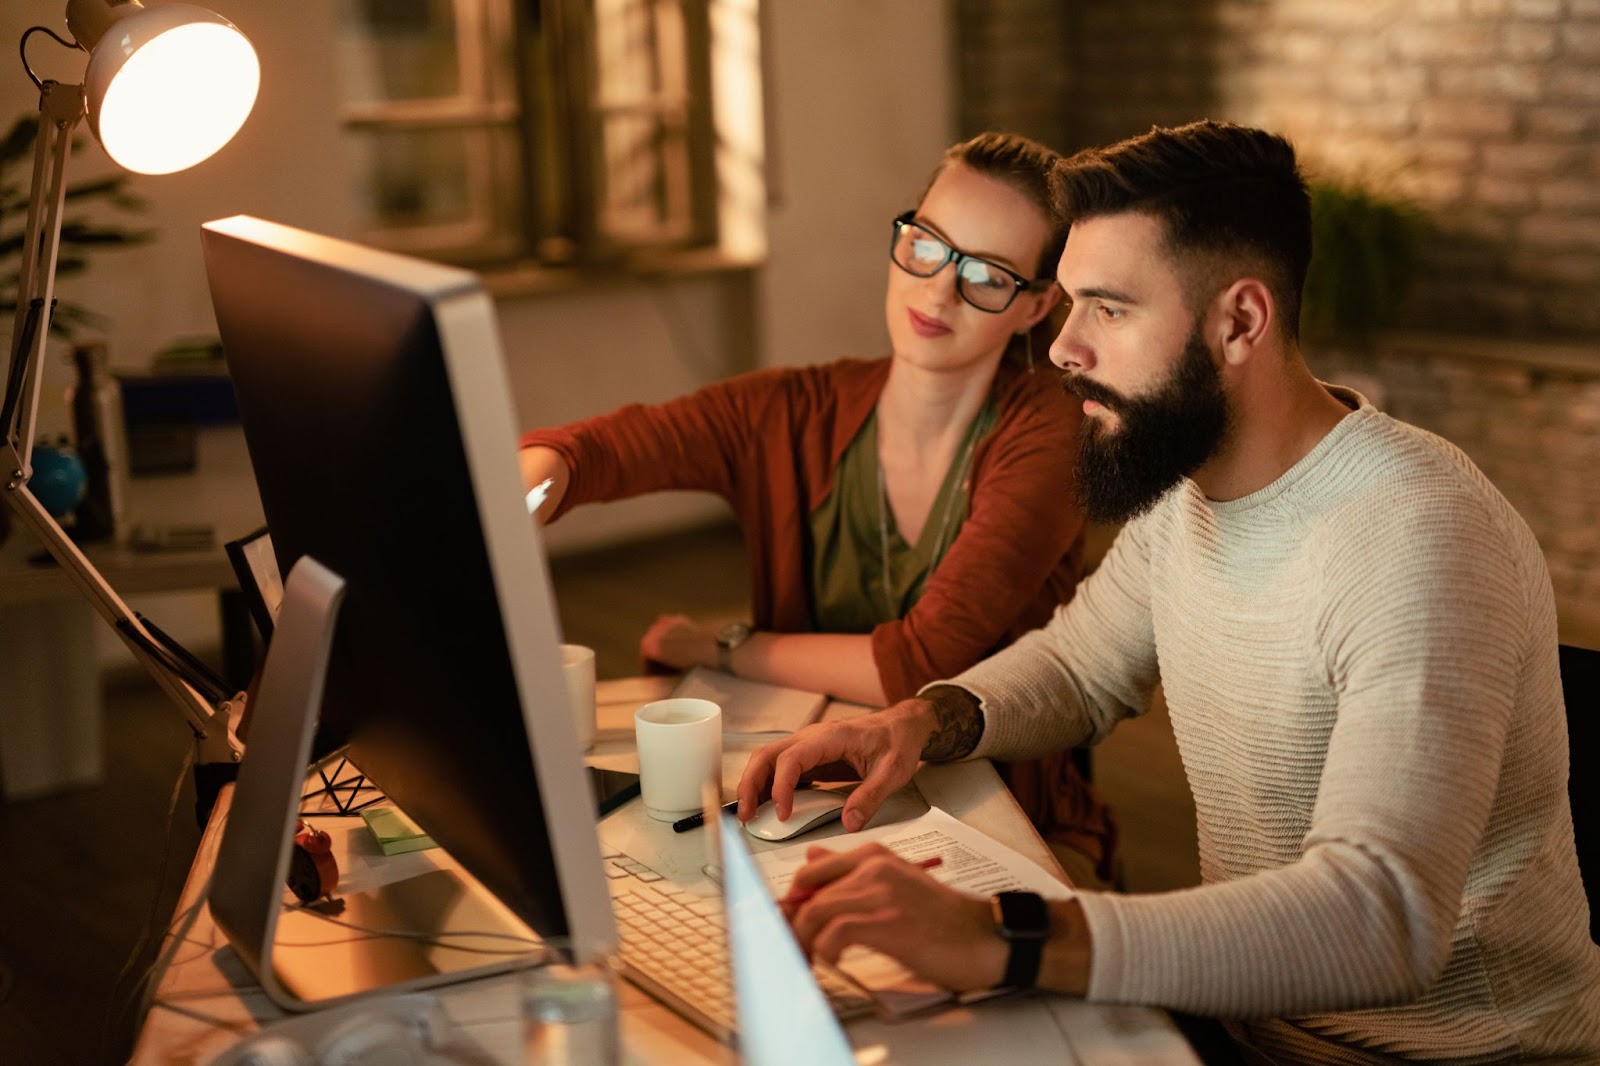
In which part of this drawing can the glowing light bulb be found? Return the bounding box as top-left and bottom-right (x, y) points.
(83, 6), (259, 175)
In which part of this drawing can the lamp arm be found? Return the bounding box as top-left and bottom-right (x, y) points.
(1, 78), (244, 772)
(3, 80), (82, 476)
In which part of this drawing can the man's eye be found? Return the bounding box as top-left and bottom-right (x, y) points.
(1098, 304), (1124, 320)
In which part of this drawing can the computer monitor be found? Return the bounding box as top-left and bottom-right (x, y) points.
(200, 215), (614, 1010)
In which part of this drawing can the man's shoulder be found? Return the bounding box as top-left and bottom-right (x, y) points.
(1312, 411), (1545, 584)
(1331, 412), (1524, 529)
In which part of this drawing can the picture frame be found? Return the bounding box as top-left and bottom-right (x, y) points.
(224, 525), (282, 643)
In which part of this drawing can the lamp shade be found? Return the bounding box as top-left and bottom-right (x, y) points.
(79, 3), (259, 175)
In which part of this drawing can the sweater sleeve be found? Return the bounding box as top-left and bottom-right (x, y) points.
(952, 506), (1161, 759)
(519, 368), (793, 516)
(869, 375), (1090, 700)
(1075, 485), (1535, 1016)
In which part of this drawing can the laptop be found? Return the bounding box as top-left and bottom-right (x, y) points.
(604, 785), (862, 1063)
(716, 807), (858, 1066)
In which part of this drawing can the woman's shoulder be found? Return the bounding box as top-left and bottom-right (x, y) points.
(990, 364), (1080, 427)
(728, 356), (889, 411)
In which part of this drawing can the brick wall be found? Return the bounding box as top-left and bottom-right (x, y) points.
(956, 0), (1600, 340)
(1319, 338), (1600, 637)
(954, 0), (1600, 636)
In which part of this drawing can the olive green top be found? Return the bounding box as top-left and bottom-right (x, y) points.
(809, 400), (997, 632)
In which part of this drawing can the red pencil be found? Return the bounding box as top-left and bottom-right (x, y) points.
(782, 855), (943, 908)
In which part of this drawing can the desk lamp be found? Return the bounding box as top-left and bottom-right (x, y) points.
(2, 0), (259, 810)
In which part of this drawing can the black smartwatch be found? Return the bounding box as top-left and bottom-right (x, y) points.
(715, 621), (752, 671)
(990, 890), (1049, 989)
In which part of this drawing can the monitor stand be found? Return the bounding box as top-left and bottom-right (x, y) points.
(208, 555), (542, 1012)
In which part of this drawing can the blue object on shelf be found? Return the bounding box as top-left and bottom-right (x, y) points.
(29, 442), (88, 517)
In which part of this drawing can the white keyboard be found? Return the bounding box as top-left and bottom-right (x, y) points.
(602, 848), (875, 1040)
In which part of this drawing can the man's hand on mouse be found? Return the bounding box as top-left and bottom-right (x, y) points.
(781, 842), (1005, 992)
(737, 697), (937, 832)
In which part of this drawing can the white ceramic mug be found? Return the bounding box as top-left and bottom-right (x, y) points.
(560, 644), (597, 751)
(633, 698), (722, 821)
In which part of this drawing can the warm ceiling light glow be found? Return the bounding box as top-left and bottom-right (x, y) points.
(85, 12), (259, 175)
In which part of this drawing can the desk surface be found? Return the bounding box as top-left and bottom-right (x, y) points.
(131, 678), (1198, 1066)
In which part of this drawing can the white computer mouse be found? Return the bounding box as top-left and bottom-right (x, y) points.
(743, 788), (848, 842)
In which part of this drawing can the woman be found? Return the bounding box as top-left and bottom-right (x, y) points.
(520, 132), (1114, 881)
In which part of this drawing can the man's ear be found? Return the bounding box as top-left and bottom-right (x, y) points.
(1213, 278), (1273, 366)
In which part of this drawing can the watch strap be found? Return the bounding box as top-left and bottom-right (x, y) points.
(715, 621), (752, 671)
(993, 890), (1048, 989)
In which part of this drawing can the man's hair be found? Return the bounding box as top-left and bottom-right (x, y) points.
(1050, 120), (1311, 341)
(925, 130), (1067, 279)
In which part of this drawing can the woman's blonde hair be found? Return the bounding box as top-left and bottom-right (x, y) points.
(921, 131), (1067, 369)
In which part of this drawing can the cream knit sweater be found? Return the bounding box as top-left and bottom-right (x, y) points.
(955, 397), (1600, 1062)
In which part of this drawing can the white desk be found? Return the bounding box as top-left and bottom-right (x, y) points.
(131, 678), (1199, 1065)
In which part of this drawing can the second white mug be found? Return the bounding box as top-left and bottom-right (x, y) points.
(560, 644), (597, 750)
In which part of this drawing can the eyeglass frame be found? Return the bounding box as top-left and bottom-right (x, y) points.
(889, 210), (1054, 314)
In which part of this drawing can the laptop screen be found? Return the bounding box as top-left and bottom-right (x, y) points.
(716, 811), (858, 1065)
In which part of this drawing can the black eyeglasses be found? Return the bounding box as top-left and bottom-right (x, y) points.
(889, 211), (1048, 314)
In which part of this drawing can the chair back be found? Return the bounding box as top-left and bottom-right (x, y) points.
(1559, 643), (1598, 945)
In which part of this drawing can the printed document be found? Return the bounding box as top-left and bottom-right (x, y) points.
(753, 807), (1072, 1015)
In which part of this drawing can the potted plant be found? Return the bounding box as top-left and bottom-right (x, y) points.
(1300, 177), (1425, 347)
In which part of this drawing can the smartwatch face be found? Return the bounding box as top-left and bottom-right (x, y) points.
(999, 890), (1049, 937)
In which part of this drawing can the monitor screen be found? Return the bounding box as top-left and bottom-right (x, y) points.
(201, 215), (613, 958)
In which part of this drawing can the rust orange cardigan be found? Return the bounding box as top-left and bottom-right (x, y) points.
(522, 357), (1115, 870)
(521, 357), (1085, 699)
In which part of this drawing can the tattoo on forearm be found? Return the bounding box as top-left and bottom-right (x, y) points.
(919, 684), (984, 761)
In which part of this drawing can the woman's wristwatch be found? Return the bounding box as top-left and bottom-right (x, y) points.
(714, 621), (752, 671)
(990, 890), (1050, 988)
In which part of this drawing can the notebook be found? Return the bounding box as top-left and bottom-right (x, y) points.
(672, 666), (829, 736)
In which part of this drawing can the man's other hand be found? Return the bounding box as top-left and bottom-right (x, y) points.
(736, 698), (937, 832)
(785, 842), (1005, 992)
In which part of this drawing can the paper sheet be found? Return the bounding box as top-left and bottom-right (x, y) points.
(752, 807), (1073, 1016)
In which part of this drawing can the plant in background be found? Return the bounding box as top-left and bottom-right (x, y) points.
(1301, 178), (1426, 346)
(1, 112), (151, 341)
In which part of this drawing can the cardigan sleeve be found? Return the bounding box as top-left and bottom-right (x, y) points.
(519, 368), (795, 518)
(869, 372), (1088, 701)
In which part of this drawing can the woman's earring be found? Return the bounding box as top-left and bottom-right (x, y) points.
(1021, 329), (1034, 369)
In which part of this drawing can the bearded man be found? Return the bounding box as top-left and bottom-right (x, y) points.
(737, 120), (1600, 1064)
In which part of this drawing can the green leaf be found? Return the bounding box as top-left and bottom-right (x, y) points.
(58, 221), (154, 246)
(63, 176), (128, 201)
(0, 116), (37, 167)
(1301, 179), (1426, 345)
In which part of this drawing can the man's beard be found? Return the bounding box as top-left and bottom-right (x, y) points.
(1066, 326), (1229, 524)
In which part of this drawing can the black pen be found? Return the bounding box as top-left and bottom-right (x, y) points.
(672, 800), (738, 833)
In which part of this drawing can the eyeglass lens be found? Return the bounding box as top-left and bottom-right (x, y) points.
(891, 221), (1023, 313)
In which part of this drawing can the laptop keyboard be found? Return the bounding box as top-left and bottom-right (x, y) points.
(601, 846), (875, 1040)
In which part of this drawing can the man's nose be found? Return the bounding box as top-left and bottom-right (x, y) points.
(1049, 310), (1093, 372)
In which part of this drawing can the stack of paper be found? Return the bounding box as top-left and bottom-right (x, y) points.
(753, 807), (1073, 1018)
